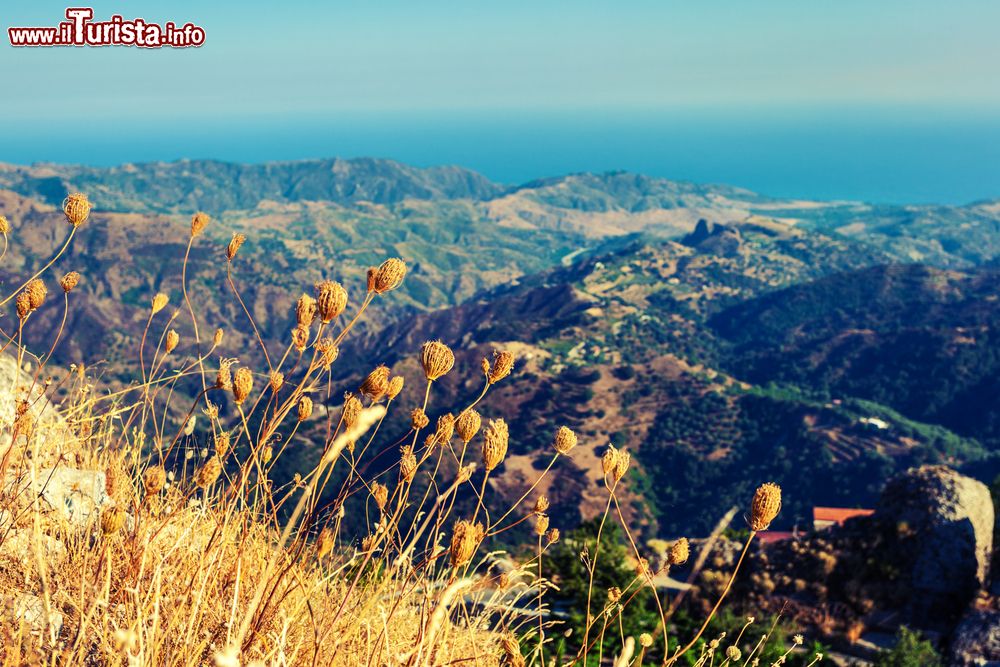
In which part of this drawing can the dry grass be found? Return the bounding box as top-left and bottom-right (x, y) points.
(0, 194), (818, 667)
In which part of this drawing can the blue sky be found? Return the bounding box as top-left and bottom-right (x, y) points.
(2, 1), (999, 202)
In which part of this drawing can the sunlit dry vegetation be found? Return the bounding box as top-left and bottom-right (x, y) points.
(0, 195), (819, 666)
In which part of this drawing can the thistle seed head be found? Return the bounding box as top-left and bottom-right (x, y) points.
(296, 293), (317, 328)
(373, 257), (406, 294)
(101, 506), (127, 535)
(196, 456), (222, 488)
(16, 292), (31, 320)
(165, 329), (180, 354)
(26, 279), (47, 311)
(63, 193), (92, 227)
(546, 528), (560, 544)
(553, 426), (577, 455)
(226, 233), (246, 260)
(613, 448), (631, 481)
(215, 431), (231, 459)
(315, 280), (348, 322)
(485, 349), (515, 384)
(456, 409), (482, 443)
(449, 520), (481, 568)
(143, 466), (166, 496)
(342, 394), (362, 428)
(534, 514), (549, 536)
(410, 407), (430, 430)
(291, 324), (310, 351)
(420, 340), (455, 381)
(601, 446), (618, 477)
(269, 371), (284, 393)
(359, 365), (390, 401)
(669, 537), (690, 565)
(750, 482), (782, 532)
(435, 413), (455, 445)
(482, 418), (509, 472)
(151, 293), (169, 315)
(371, 482), (389, 511)
(316, 338), (339, 369)
(316, 528), (334, 560)
(386, 375), (404, 400)
(60, 271), (80, 293)
(399, 446), (417, 482)
(232, 367), (253, 405)
(190, 211), (210, 237)
(215, 359), (235, 390)
(534, 496), (550, 514)
(297, 396), (313, 422)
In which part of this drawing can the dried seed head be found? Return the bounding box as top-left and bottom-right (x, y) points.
(373, 257), (406, 294)
(296, 293), (317, 328)
(165, 330), (180, 354)
(726, 646), (742, 661)
(553, 426), (577, 455)
(546, 528), (560, 544)
(316, 528), (334, 560)
(262, 446), (273, 464)
(482, 418), (509, 472)
(435, 413), (455, 445)
(640, 633), (653, 648)
(613, 448), (631, 481)
(213, 328), (224, 347)
(360, 365), (390, 401)
(151, 293), (169, 315)
(315, 280), (348, 323)
(534, 514), (549, 536)
(601, 446), (619, 477)
(190, 211), (210, 237)
(449, 520), (481, 568)
(371, 482), (389, 511)
(297, 396), (313, 422)
(13, 400), (34, 437)
(63, 193), (92, 227)
(101, 506), (127, 535)
(291, 324), (310, 351)
(342, 394), (363, 428)
(387, 375), (404, 400)
(196, 456), (222, 488)
(232, 367), (253, 405)
(399, 446), (417, 482)
(316, 338), (339, 369)
(60, 271), (80, 293)
(16, 291), (31, 320)
(457, 464), (475, 483)
(500, 633), (525, 667)
(105, 463), (119, 497)
(534, 496), (550, 514)
(456, 409), (482, 443)
(637, 557), (651, 577)
(215, 431), (231, 458)
(669, 537), (690, 565)
(750, 482), (782, 532)
(0, 216), (9, 234)
(143, 466), (166, 496)
(410, 407), (430, 430)
(226, 233), (246, 260)
(486, 349), (515, 384)
(607, 587), (622, 604)
(421, 340), (455, 381)
(26, 279), (47, 311)
(215, 359), (234, 390)
(269, 371), (284, 393)
(366, 267), (378, 292)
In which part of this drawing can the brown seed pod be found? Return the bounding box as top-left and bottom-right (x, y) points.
(315, 280), (348, 323)
(456, 409), (482, 443)
(601, 446), (618, 478)
(750, 482), (782, 532)
(500, 633), (525, 667)
(63, 193), (92, 227)
(269, 371), (284, 393)
(366, 267), (378, 292)
(359, 365), (390, 400)
(215, 431), (231, 459)
(60, 271), (80, 293)
(613, 449), (631, 481)
(373, 257), (406, 294)
(165, 330), (180, 354)
(151, 293), (169, 315)
(291, 324), (310, 351)
(534, 496), (550, 514)
(410, 407), (430, 430)
(534, 514), (549, 536)
(296, 293), (317, 328)
(226, 233), (246, 260)
(420, 340), (455, 381)
(190, 211), (211, 237)
(399, 446), (418, 482)
(371, 482), (389, 511)
(449, 520), (481, 568)
(486, 349), (515, 385)
(25, 279), (47, 311)
(0, 216), (9, 234)
(546, 528), (560, 545)
(435, 413), (455, 445)
(342, 394), (362, 428)
(553, 426), (577, 454)
(386, 375), (404, 400)
(297, 396), (313, 422)
(316, 338), (339, 369)
(15, 292), (31, 320)
(481, 418), (509, 472)
(196, 456), (222, 488)
(215, 359), (234, 390)
(101, 506), (127, 535)
(232, 367), (253, 405)
(316, 528), (334, 560)
(213, 328), (224, 347)
(669, 537), (690, 566)
(143, 466), (166, 496)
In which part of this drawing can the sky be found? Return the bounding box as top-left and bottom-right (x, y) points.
(2, 1), (1000, 203)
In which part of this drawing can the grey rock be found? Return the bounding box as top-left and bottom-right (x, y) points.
(10, 467), (111, 526)
(878, 465), (994, 626)
(10, 593), (63, 638)
(950, 609), (1000, 666)
(0, 529), (66, 560)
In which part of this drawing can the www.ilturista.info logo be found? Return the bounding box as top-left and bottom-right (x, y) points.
(8, 8), (205, 48)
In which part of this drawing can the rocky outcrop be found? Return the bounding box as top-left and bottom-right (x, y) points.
(878, 465), (994, 626)
(950, 609), (1000, 666)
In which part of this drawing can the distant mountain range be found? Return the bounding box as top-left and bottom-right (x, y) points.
(0, 157), (997, 536)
